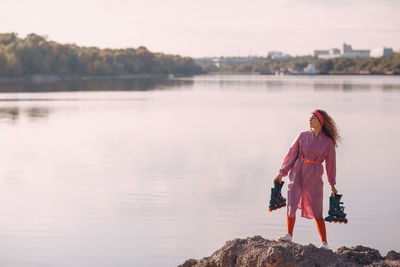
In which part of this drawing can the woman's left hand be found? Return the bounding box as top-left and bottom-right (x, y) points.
(330, 184), (338, 195)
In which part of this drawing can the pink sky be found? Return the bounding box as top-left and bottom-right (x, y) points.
(1, 0), (399, 57)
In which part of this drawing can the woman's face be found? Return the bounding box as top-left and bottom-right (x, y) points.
(309, 114), (321, 129)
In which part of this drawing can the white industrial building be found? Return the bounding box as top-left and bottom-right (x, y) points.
(318, 48), (341, 59)
(313, 43), (388, 59)
(370, 47), (394, 58)
(341, 43), (370, 58)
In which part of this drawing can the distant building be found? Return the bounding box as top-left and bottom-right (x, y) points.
(212, 58), (221, 68)
(211, 57), (254, 67)
(316, 43), (370, 59)
(330, 48), (341, 55)
(318, 49), (341, 59)
(343, 43), (352, 54)
(313, 50), (329, 58)
(341, 50), (370, 59)
(303, 64), (318, 75)
(341, 43), (370, 58)
(268, 51), (284, 59)
(370, 47), (394, 58)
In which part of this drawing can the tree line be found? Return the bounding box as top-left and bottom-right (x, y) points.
(205, 54), (400, 75)
(0, 33), (203, 77)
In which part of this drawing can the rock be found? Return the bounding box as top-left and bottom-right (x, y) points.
(336, 246), (383, 265)
(386, 250), (400, 261)
(265, 246), (283, 264)
(178, 236), (400, 267)
(180, 259), (198, 267)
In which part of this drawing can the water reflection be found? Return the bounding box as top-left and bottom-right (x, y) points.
(1, 76), (399, 93)
(190, 77), (285, 90)
(0, 107), (50, 122)
(189, 75), (400, 91)
(313, 82), (370, 91)
(26, 107), (50, 119)
(0, 107), (19, 122)
(0, 77), (194, 93)
(312, 81), (392, 91)
(311, 78), (400, 91)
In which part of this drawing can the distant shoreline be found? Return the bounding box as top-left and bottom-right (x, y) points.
(264, 73), (400, 76)
(197, 53), (400, 75)
(0, 74), (179, 83)
(1, 73), (399, 84)
(196, 72), (400, 76)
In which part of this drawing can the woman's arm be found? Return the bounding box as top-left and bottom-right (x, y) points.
(274, 174), (283, 184)
(275, 133), (301, 183)
(326, 141), (337, 193)
(330, 184), (338, 195)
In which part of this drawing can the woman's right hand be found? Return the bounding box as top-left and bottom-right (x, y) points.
(274, 174), (283, 184)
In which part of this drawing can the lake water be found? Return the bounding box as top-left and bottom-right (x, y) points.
(0, 75), (399, 266)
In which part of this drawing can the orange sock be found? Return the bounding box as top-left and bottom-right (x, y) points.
(287, 214), (296, 237)
(315, 218), (327, 243)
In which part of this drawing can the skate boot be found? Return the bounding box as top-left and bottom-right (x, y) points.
(269, 181), (286, 212)
(325, 193), (348, 224)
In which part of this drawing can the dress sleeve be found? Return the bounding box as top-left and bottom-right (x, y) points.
(325, 141), (336, 185)
(279, 134), (300, 177)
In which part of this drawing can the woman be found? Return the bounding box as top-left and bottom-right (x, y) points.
(273, 109), (341, 250)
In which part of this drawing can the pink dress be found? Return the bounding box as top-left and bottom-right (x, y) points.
(279, 130), (336, 219)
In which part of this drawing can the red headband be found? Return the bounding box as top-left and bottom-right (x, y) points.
(312, 110), (324, 126)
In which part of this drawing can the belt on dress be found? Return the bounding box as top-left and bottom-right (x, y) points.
(301, 157), (322, 166)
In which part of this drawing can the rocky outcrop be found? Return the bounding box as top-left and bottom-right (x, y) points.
(179, 236), (400, 267)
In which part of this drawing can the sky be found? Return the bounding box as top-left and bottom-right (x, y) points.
(1, 0), (400, 57)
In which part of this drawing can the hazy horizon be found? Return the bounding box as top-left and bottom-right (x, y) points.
(1, 0), (400, 57)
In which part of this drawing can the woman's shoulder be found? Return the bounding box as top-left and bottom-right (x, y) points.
(293, 131), (311, 142)
(299, 130), (312, 138)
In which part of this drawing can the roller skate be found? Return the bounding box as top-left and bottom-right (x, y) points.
(325, 193), (348, 224)
(269, 181), (286, 212)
